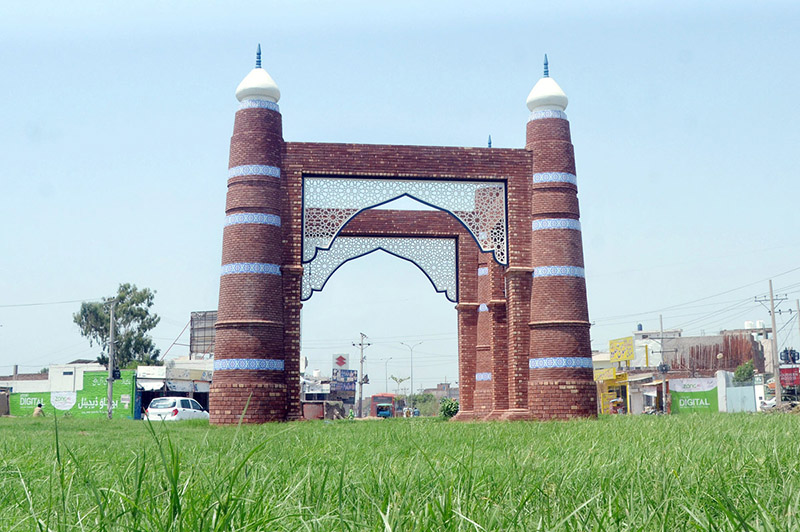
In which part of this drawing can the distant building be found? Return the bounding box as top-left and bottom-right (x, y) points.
(421, 382), (459, 401)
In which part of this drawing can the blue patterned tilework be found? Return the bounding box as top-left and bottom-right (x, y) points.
(532, 266), (585, 278)
(531, 218), (581, 231)
(528, 109), (568, 121)
(475, 372), (492, 381)
(238, 99), (280, 112)
(478, 303), (489, 312)
(214, 358), (285, 371)
(225, 213), (281, 227)
(528, 357), (593, 370)
(532, 172), (577, 185)
(477, 266), (489, 276)
(221, 262), (282, 276)
(228, 165), (281, 179)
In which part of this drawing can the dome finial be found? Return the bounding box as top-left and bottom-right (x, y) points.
(543, 54), (549, 78)
(256, 43), (262, 69)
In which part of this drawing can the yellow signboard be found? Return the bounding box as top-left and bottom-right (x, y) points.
(600, 392), (616, 414)
(594, 367), (616, 381)
(609, 336), (635, 362)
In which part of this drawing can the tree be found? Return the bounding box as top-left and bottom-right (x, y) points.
(733, 359), (754, 384)
(440, 397), (459, 419)
(73, 283), (162, 368)
(410, 393), (437, 416)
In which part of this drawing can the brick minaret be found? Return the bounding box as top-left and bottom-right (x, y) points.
(525, 56), (596, 419)
(210, 46), (289, 423)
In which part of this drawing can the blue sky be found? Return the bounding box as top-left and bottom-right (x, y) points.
(2, 1), (799, 397)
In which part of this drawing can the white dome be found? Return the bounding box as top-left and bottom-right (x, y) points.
(236, 67), (281, 103)
(526, 77), (568, 112)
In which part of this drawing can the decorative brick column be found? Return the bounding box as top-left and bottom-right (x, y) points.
(453, 235), (479, 420)
(486, 260), (509, 419)
(525, 89), (596, 419)
(474, 255), (493, 416)
(210, 54), (288, 424)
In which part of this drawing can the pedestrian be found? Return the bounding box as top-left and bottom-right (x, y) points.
(32, 403), (45, 417)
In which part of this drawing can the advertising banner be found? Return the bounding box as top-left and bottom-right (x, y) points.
(9, 370), (136, 418)
(669, 378), (718, 414)
(780, 367), (800, 387)
(609, 337), (634, 362)
(332, 369), (358, 383)
(593, 367), (616, 382)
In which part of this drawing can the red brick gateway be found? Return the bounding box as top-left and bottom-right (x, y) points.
(210, 50), (595, 423)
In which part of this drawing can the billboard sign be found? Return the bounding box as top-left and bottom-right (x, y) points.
(669, 378), (718, 414)
(332, 369), (358, 383)
(593, 367), (616, 382)
(780, 367), (800, 387)
(609, 337), (634, 362)
(9, 370), (136, 418)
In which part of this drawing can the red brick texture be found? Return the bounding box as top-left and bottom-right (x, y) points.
(211, 102), (595, 423)
(527, 115), (595, 419)
(211, 106), (287, 424)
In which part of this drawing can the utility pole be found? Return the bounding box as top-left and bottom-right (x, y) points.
(106, 300), (116, 420)
(401, 341), (423, 409)
(756, 282), (788, 406)
(769, 281), (782, 407)
(353, 333), (370, 418)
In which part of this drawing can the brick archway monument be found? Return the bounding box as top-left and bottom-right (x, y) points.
(210, 50), (595, 423)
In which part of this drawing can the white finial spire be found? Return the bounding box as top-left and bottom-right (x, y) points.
(235, 44), (281, 103)
(526, 54), (568, 112)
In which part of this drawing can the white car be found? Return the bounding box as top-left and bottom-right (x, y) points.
(144, 397), (210, 421)
(760, 397), (777, 410)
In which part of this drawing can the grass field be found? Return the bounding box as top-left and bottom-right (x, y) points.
(1, 413), (799, 531)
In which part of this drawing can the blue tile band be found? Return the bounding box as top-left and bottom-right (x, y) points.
(214, 358), (285, 371)
(529, 357), (593, 369)
(532, 172), (577, 185)
(528, 110), (568, 121)
(478, 303), (489, 312)
(228, 165), (281, 179)
(533, 266), (585, 278)
(238, 99), (280, 112)
(475, 372), (492, 381)
(221, 262), (282, 276)
(477, 267), (489, 276)
(532, 218), (581, 231)
(225, 213), (281, 227)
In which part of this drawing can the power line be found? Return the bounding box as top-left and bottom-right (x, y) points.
(592, 265), (800, 323)
(0, 297), (103, 309)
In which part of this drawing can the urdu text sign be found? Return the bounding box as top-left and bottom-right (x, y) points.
(609, 337), (634, 362)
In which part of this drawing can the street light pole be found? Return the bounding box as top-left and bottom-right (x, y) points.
(106, 299), (117, 420)
(400, 341), (423, 409)
(384, 357), (392, 393)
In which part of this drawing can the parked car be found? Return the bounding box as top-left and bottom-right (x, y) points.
(144, 397), (209, 421)
(760, 397), (776, 410)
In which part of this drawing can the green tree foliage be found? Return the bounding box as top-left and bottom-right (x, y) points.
(410, 393), (438, 416)
(73, 283), (162, 368)
(439, 397), (459, 419)
(733, 359), (755, 384)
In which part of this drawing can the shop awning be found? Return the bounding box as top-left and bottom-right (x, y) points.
(642, 380), (664, 386)
(167, 380), (193, 392)
(137, 379), (165, 391)
(193, 381), (210, 393)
